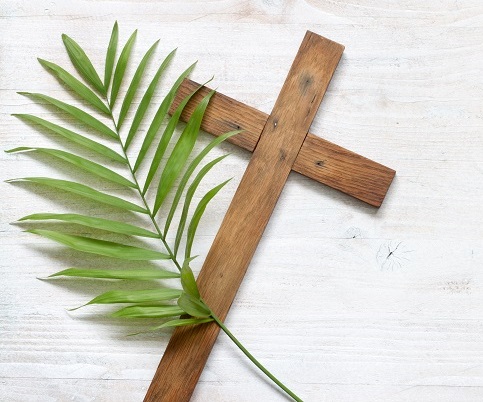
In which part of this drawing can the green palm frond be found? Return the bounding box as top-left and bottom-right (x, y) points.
(8, 22), (235, 326)
(8, 22), (303, 401)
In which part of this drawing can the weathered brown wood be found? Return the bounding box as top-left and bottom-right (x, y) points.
(170, 79), (395, 207)
(170, 80), (263, 152)
(145, 31), (344, 402)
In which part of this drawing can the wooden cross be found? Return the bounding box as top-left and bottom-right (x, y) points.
(145, 31), (395, 401)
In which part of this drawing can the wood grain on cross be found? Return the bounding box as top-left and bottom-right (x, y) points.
(169, 83), (395, 207)
(145, 31), (395, 401)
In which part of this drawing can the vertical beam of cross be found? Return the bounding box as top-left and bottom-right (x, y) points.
(144, 32), (344, 401)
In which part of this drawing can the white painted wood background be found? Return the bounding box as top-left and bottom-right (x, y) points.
(1, 1), (482, 401)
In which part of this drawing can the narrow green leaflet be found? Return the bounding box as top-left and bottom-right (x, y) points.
(142, 78), (212, 194)
(110, 30), (137, 108)
(104, 21), (118, 91)
(164, 131), (239, 236)
(180, 260), (200, 299)
(173, 155), (228, 255)
(18, 93), (117, 139)
(112, 305), (184, 318)
(28, 229), (170, 260)
(117, 40), (159, 130)
(7, 177), (146, 213)
(19, 213), (158, 238)
(38, 58), (110, 114)
(125, 48), (176, 150)
(84, 288), (181, 305)
(151, 317), (214, 331)
(7, 147), (135, 188)
(133, 62), (196, 172)
(177, 292), (211, 318)
(49, 268), (180, 280)
(62, 34), (105, 95)
(153, 91), (215, 216)
(12, 114), (125, 163)
(141, 89), (194, 193)
(185, 179), (231, 259)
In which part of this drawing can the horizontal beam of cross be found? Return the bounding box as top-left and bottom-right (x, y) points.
(169, 79), (395, 207)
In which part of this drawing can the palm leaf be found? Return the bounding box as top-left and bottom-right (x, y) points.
(81, 288), (182, 306)
(9, 24), (303, 401)
(180, 260), (200, 299)
(18, 92), (117, 139)
(141, 79), (211, 194)
(7, 177), (146, 213)
(177, 292), (211, 318)
(19, 213), (158, 238)
(104, 21), (119, 91)
(38, 58), (110, 114)
(110, 30), (137, 108)
(185, 179), (231, 259)
(151, 317), (213, 331)
(11, 23), (231, 335)
(164, 131), (239, 236)
(152, 91), (215, 215)
(117, 40), (159, 129)
(12, 114), (125, 163)
(133, 62), (196, 172)
(125, 48), (176, 150)
(7, 147), (135, 188)
(62, 34), (105, 95)
(49, 268), (180, 280)
(173, 155), (228, 255)
(28, 229), (170, 260)
(112, 305), (184, 318)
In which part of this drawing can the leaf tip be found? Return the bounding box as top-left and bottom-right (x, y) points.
(68, 303), (87, 311)
(126, 330), (145, 337)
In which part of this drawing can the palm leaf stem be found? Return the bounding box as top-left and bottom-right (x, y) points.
(211, 311), (302, 402)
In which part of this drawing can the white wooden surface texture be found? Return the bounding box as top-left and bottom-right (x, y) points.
(1, 1), (482, 401)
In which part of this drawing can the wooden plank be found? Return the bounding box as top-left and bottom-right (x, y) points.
(170, 79), (395, 207)
(145, 31), (344, 402)
(293, 135), (395, 206)
(170, 79), (261, 152)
